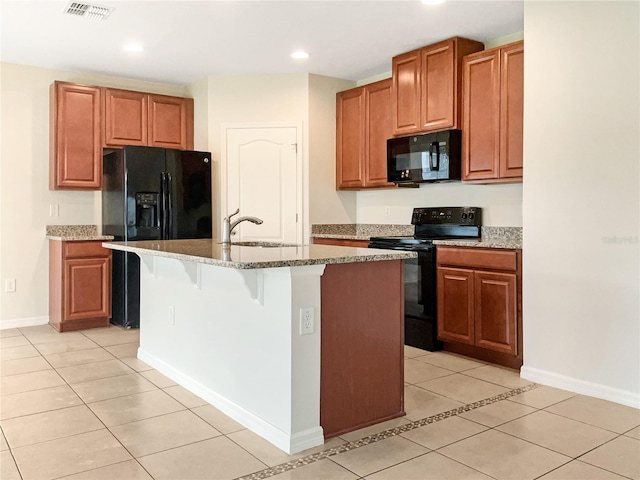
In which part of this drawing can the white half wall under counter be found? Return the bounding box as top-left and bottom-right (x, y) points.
(102, 239), (415, 454)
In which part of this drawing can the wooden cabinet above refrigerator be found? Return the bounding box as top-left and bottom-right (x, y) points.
(50, 81), (194, 190)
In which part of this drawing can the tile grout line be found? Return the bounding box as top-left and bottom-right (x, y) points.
(60, 336), (157, 480)
(5, 328), (155, 480)
(235, 382), (542, 480)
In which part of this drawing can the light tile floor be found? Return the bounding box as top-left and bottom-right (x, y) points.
(1, 326), (638, 480)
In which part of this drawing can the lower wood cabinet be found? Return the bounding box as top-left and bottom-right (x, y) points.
(49, 240), (112, 332)
(437, 246), (522, 368)
(312, 237), (370, 248)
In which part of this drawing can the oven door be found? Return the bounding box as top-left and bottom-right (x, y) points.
(404, 249), (442, 351)
(369, 242), (442, 351)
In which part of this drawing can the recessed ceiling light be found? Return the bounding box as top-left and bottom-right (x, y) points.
(123, 43), (144, 53)
(421, 0), (446, 5)
(291, 50), (309, 60)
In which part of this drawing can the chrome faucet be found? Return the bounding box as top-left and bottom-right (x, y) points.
(221, 208), (263, 244)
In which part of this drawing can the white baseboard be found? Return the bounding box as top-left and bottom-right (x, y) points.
(521, 365), (640, 409)
(1, 316), (49, 330)
(138, 348), (325, 454)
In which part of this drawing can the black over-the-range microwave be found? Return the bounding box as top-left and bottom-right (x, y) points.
(387, 129), (461, 184)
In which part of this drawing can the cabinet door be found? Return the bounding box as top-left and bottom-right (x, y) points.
(462, 50), (501, 181)
(50, 82), (102, 189)
(364, 79), (393, 187)
(420, 40), (455, 132)
(499, 42), (524, 179)
(148, 94), (193, 150)
(64, 256), (111, 321)
(437, 267), (475, 345)
(104, 88), (148, 146)
(474, 271), (517, 355)
(392, 49), (421, 135)
(336, 87), (365, 188)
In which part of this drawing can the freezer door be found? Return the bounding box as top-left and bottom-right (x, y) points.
(102, 150), (126, 240)
(123, 146), (165, 241)
(165, 149), (213, 239)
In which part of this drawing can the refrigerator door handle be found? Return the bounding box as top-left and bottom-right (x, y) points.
(167, 173), (173, 238)
(160, 172), (168, 240)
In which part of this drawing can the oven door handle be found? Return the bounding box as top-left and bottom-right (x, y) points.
(369, 244), (432, 253)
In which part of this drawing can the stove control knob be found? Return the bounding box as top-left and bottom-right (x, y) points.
(461, 213), (468, 219)
(469, 213), (475, 220)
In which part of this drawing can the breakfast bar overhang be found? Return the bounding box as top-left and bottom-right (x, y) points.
(103, 239), (415, 454)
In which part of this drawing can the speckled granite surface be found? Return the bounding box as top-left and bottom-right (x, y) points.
(103, 239), (416, 270)
(312, 224), (522, 249)
(46, 225), (114, 241)
(311, 224), (414, 240)
(434, 227), (522, 249)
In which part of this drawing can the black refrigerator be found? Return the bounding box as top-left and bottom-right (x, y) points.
(102, 146), (213, 328)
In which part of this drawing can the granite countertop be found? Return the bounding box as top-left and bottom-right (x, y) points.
(312, 224), (522, 249)
(433, 227), (522, 249)
(102, 239), (416, 270)
(311, 224), (414, 240)
(46, 225), (114, 241)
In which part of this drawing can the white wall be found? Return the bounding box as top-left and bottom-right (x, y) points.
(522, 1), (639, 407)
(308, 74), (358, 226)
(203, 74), (309, 240)
(202, 73), (359, 240)
(187, 77), (210, 152)
(358, 183), (523, 226)
(0, 62), (188, 326)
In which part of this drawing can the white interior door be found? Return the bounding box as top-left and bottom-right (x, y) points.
(225, 125), (301, 243)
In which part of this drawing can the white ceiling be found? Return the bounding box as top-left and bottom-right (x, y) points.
(0, 0), (524, 86)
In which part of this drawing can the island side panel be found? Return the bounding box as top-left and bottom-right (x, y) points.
(136, 255), (325, 454)
(320, 259), (405, 438)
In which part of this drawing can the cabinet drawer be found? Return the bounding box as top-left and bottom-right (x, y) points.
(437, 247), (517, 271)
(64, 241), (109, 259)
(313, 238), (370, 248)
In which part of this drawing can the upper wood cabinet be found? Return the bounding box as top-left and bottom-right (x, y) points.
(462, 41), (524, 182)
(391, 37), (484, 135)
(336, 78), (394, 189)
(51, 82), (195, 190)
(103, 89), (148, 146)
(104, 88), (194, 150)
(49, 81), (102, 190)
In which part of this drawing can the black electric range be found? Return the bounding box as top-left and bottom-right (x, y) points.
(369, 207), (482, 351)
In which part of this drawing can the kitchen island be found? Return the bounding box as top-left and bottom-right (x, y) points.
(102, 239), (415, 454)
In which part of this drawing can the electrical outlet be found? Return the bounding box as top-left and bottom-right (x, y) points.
(384, 205), (391, 217)
(4, 278), (16, 293)
(168, 306), (175, 326)
(299, 307), (314, 335)
(49, 204), (59, 217)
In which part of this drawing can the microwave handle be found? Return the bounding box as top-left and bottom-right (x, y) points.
(430, 142), (440, 171)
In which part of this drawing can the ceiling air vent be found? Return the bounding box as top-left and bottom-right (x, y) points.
(63, 2), (113, 20)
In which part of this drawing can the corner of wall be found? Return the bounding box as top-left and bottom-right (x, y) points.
(308, 74), (358, 226)
(484, 31), (524, 49)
